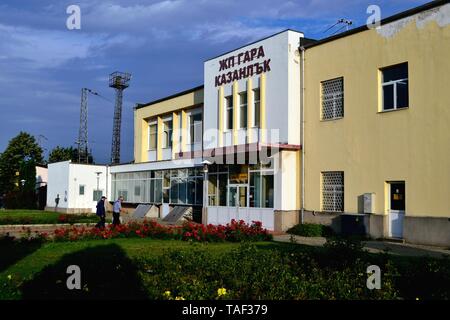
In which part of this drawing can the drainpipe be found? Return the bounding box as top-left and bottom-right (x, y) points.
(300, 41), (306, 224)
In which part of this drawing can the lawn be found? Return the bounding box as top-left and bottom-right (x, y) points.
(1, 236), (449, 300)
(0, 210), (99, 225)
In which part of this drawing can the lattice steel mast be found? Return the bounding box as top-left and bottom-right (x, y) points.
(109, 72), (131, 164)
(77, 88), (99, 163)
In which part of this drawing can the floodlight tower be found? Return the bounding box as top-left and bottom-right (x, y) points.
(109, 71), (131, 164)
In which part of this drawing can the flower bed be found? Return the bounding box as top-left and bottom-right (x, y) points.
(45, 219), (272, 243)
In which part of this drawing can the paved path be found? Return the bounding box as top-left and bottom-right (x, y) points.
(273, 234), (450, 258)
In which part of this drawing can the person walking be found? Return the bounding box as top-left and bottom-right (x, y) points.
(55, 194), (60, 212)
(95, 196), (107, 228)
(112, 196), (123, 226)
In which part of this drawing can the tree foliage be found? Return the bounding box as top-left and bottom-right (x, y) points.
(0, 132), (43, 194)
(48, 146), (77, 163)
(48, 146), (94, 164)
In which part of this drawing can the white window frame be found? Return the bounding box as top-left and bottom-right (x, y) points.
(187, 108), (202, 145)
(162, 116), (173, 149)
(239, 91), (247, 129)
(321, 77), (344, 120)
(148, 120), (157, 151)
(381, 63), (409, 111)
(253, 88), (260, 127)
(224, 96), (233, 131)
(321, 171), (344, 212)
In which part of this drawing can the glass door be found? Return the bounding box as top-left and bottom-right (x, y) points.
(228, 184), (248, 207)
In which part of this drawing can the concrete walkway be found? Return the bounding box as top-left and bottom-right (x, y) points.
(273, 234), (450, 258)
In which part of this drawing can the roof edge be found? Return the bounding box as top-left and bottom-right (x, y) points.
(302, 0), (449, 49)
(135, 85), (204, 110)
(204, 28), (304, 62)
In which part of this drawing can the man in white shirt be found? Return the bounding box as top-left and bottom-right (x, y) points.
(112, 196), (123, 226)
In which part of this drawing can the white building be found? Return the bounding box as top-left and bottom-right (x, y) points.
(46, 161), (108, 213)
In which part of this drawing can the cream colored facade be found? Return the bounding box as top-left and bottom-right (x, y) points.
(134, 86), (204, 163)
(303, 2), (450, 244)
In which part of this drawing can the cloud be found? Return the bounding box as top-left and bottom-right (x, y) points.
(0, 23), (135, 70)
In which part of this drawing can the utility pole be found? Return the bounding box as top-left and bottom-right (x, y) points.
(109, 72), (131, 165)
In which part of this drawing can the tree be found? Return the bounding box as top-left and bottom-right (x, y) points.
(0, 132), (43, 195)
(48, 146), (77, 163)
(48, 146), (94, 164)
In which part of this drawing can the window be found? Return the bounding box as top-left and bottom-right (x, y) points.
(253, 89), (260, 127)
(118, 190), (128, 201)
(381, 62), (408, 111)
(189, 112), (202, 144)
(162, 119), (172, 148)
(249, 167), (274, 208)
(93, 190), (103, 201)
(225, 96), (233, 130)
(321, 77), (344, 120)
(207, 172), (228, 206)
(148, 122), (157, 150)
(321, 171), (344, 212)
(134, 185), (141, 197)
(79, 185), (85, 195)
(239, 92), (247, 129)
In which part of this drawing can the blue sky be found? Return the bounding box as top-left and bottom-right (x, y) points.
(0, 0), (428, 164)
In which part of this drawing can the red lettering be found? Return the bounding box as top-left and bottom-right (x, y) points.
(219, 59), (228, 71)
(238, 53), (244, 65)
(239, 67), (246, 79)
(246, 65), (254, 77)
(256, 62), (263, 74)
(263, 59), (271, 72)
(257, 46), (265, 59)
(243, 51), (251, 63)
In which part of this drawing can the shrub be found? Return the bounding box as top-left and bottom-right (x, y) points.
(138, 242), (399, 300)
(287, 223), (333, 237)
(47, 219), (272, 243)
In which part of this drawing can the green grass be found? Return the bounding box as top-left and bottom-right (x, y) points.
(0, 210), (98, 225)
(1, 237), (449, 300)
(0, 238), (287, 299)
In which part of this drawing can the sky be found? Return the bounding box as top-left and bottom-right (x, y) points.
(0, 0), (429, 164)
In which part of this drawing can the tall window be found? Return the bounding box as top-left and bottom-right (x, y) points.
(321, 171), (344, 212)
(148, 122), (157, 150)
(79, 185), (85, 195)
(249, 164), (274, 208)
(239, 92), (247, 129)
(189, 112), (202, 144)
(381, 62), (408, 111)
(321, 77), (344, 120)
(225, 96), (233, 130)
(253, 89), (260, 127)
(162, 119), (172, 148)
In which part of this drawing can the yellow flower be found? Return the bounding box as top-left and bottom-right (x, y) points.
(175, 296), (185, 300)
(163, 290), (171, 297)
(217, 287), (227, 296)
(7, 275), (12, 280)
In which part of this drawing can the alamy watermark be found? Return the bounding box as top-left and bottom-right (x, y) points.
(66, 265), (81, 290)
(66, 5), (81, 30)
(366, 265), (381, 290)
(367, 5), (382, 30)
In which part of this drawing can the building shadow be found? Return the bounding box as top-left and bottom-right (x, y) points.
(21, 244), (148, 299)
(0, 236), (43, 273)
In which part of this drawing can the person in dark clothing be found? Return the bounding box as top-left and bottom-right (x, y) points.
(95, 196), (107, 228)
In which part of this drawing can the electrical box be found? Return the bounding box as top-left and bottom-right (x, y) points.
(363, 193), (375, 214)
